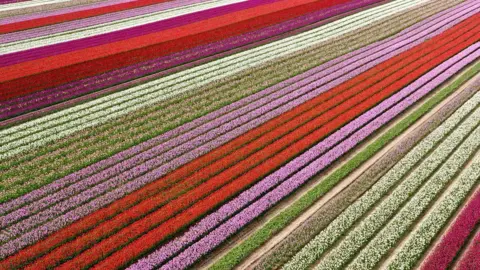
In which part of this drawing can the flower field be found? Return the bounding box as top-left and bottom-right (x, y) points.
(0, 0), (479, 269)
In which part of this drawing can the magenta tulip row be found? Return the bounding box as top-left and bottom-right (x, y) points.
(421, 188), (480, 269)
(457, 227), (480, 270)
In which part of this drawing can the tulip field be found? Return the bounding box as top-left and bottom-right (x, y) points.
(0, 0), (479, 269)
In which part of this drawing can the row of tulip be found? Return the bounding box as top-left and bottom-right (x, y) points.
(129, 43), (480, 270)
(456, 222), (480, 269)
(0, 0), (454, 204)
(385, 151), (480, 269)
(283, 81), (480, 270)
(0, 0), (425, 160)
(1, 8), (472, 269)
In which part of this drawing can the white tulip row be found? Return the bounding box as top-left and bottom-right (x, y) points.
(345, 123), (480, 270)
(282, 91), (480, 270)
(384, 151), (480, 269)
(0, 0), (430, 160)
(1, 0), (246, 54)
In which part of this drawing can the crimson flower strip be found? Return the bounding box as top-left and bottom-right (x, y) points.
(2, 0), (467, 220)
(52, 28), (480, 270)
(0, 0), (382, 120)
(4, 3), (470, 230)
(456, 226), (480, 270)
(422, 187), (480, 270)
(159, 43), (480, 270)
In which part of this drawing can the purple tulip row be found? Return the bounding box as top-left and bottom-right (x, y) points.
(0, 4), (476, 249)
(0, 0), (383, 120)
(2, 0), (211, 43)
(1, 5), (472, 237)
(421, 177), (480, 268)
(152, 44), (480, 270)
